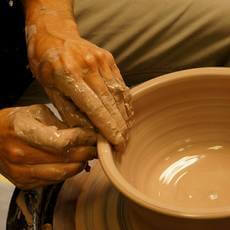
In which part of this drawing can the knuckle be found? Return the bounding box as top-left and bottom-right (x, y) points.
(8, 147), (25, 163)
(84, 53), (97, 68)
(43, 48), (61, 62)
(63, 60), (77, 74)
(95, 50), (106, 59)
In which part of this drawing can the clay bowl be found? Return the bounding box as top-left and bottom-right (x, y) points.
(98, 68), (230, 230)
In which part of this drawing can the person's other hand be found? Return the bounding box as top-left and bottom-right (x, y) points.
(0, 105), (96, 189)
(26, 19), (134, 151)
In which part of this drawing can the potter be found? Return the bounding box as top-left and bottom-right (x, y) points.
(2, 0), (230, 229)
(2, 0), (230, 191)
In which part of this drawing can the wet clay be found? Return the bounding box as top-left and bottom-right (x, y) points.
(118, 69), (230, 215)
(98, 68), (230, 229)
(45, 88), (93, 128)
(13, 105), (96, 151)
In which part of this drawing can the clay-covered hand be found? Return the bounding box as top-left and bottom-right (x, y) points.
(0, 105), (97, 189)
(26, 19), (134, 151)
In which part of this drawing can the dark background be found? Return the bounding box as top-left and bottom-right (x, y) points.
(0, 0), (33, 108)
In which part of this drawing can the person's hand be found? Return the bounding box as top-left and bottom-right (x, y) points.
(0, 105), (97, 189)
(26, 18), (134, 151)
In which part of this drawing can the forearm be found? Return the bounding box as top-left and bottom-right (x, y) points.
(22, 0), (80, 40)
(22, 0), (81, 78)
(23, 0), (74, 20)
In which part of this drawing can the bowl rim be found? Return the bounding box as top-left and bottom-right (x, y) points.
(98, 67), (230, 219)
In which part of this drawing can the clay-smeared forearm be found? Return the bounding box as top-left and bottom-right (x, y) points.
(22, 0), (80, 77)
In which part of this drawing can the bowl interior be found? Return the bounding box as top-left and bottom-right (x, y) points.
(98, 68), (230, 218)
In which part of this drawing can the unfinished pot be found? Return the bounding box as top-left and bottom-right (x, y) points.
(98, 67), (230, 229)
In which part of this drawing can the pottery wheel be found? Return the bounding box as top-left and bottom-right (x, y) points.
(74, 161), (160, 230)
(53, 160), (161, 230)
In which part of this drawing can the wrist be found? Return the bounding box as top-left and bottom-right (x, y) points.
(26, 15), (81, 73)
(26, 14), (80, 40)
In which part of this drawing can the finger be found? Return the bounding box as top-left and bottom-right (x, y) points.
(81, 68), (128, 138)
(1, 137), (61, 164)
(2, 137), (97, 164)
(97, 52), (134, 129)
(7, 161), (85, 183)
(1, 157), (37, 187)
(14, 112), (97, 152)
(0, 155), (76, 189)
(110, 63), (134, 127)
(25, 104), (67, 129)
(100, 65), (130, 121)
(54, 60), (125, 147)
(66, 146), (97, 162)
(1, 137), (87, 164)
(97, 59), (132, 131)
(30, 162), (86, 181)
(45, 88), (93, 128)
(15, 179), (59, 190)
